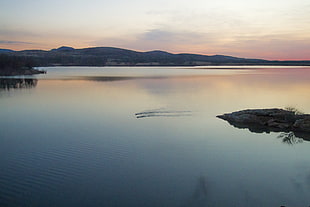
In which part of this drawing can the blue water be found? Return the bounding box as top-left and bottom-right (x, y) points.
(1, 66), (310, 207)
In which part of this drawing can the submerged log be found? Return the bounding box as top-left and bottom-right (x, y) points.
(217, 108), (310, 141)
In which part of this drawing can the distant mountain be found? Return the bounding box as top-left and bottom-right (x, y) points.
(1, 46), (309, 66)
(51, 46), (75, 51)
(0, 49), (14, 53)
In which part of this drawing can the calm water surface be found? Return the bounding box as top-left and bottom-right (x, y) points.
(1, 66), (310, 207)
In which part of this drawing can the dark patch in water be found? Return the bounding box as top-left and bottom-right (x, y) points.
(180, 176), (208, 207)
(79, 76), (166, 82)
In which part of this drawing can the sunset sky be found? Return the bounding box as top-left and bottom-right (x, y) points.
(0, 0), (309, 60)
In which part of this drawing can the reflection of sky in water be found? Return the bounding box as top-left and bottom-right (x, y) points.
(1, 67), (310, 207)
(35, 66), (257, 79)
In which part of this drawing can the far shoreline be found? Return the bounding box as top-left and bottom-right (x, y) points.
(36, 65), (310, 71)
(0, 67), (46, 76)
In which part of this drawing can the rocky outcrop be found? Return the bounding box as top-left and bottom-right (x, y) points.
(293, 118), (310, 132)
(0, 68), (46, 76)
(217, 108), (310, 141)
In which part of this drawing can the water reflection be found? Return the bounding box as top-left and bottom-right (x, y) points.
(0, 78), (38, 90)
(1, 67), (310, 207)
(277, 132), (304, 145)
(81, 76), (166, 82)
(221, 120), (310, 143)
(307, 174), (310, 189)
(181, 176), (208, 207)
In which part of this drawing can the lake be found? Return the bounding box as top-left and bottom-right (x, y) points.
(1, 66), (310, 207)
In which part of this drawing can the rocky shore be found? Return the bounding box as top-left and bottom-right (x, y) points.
(0, 54), (46, 76)
(217, 108), (310, 140)
(0, 67), (46, 76)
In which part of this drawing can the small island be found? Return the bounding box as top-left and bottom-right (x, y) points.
(217, 108), (310, 141)
(0, 54), (45, 76)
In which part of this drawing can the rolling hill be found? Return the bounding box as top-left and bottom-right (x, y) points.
(1, 46), (310, 66)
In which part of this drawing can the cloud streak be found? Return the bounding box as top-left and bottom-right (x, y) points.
(139, 29), (209, 44)
(0, 40), (34, 45)
(91, 28), (217, 54)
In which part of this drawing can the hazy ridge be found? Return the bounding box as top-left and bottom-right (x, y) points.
(1, 46), (310, 66)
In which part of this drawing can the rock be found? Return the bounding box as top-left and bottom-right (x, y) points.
(217, 108), (296, 125)
(217, 108), (310, 141)
(293, 117), (310, 132)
